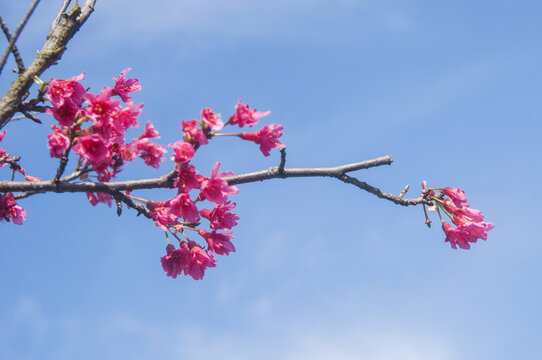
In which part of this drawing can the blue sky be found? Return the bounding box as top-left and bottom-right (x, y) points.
(1, 1), (541, 359)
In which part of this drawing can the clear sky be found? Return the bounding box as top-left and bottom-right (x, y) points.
(1, 1), (541, 359)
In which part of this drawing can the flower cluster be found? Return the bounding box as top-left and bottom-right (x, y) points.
(0, 69), (286, 279)
(41, 72), (285, 279)
(155, 103), (281, 280)
(45, 69), (165, 196)
(422, 182), (494, 249)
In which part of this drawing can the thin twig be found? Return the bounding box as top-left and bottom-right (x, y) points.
(0, 0), (96, 129)
(398, 185), (409, 198)
(0, 15), (25, 73)
(0, 0), (41, 75)
(51, 0), (72, 30)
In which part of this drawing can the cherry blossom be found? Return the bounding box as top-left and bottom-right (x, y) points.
(201, 108), (224, 131)
(0, 192), (26, 225)
(161, 244), (190, 279)
(198, 229), (236, 255)
(47, 127), (70, 158)
(228, 100), (270, 128)
(240, 124), (284, 156)
(169, 141), (194, 164)
(112, 68), (141, 102)
(173, 164), (200, 193)
(182, 120), (208, 146)
(199, 162), (239, 204)
(46, 73), (86, 107)
(200, 201), (239, 231)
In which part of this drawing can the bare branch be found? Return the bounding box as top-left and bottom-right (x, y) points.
(51, 0), (72, 30)
(0, 15), (25, 73)
(0, 0), (41, 75)
(0, 154), (425, 207)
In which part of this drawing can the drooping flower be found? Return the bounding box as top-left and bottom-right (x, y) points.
(0, 192), (26, 225)
(168, 193), (200, 223)
(200, 201), (239, 231)
(182, 120), (208, 146)
(184, 242), (216, 280)
(199, 162), (239, 204)
(86, 192), (113, 207)
(169, 141), (194, 164)
(47, 127), (70, 158)
(425, 184), (494, 250)
(240, 124), (284, 156)
(198, 229), (236, 256)
(444, 187), (468, 206)
(147, 200), (178, 231)
(174, 164), (200, 193)
(228, 100), (270, 128)
(161, 244), (190, 279)
(112, 68), (141, 102)
(442, 222), (473, 250)
(201, 108), (224, 131)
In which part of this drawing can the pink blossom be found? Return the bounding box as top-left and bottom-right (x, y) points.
(200, 201), (239, 231)
(0, 130), (5, 142)
(148, 200), (177, 231)
(86, 192), (113, 207)
(240, 124), (284, 157)
(174, 164), (200, 193)
(169, 193), (200, 223)
(184, 242), (216, 280)
(47, 128), (70, 158)
(112, 68), (141, 102)
(73, 134), (108, 166)
(169, 141), (195, 164)
(444, 187), (468, 206)
(201, 108), (224, 131)
(229, 100), (270, 127)
(84, 87), (121, 121)
(442, 222), (473, 250)
(0, 192), (26, 225)
(182, 120), (208, 146)
(198, 229), (236, 256)
(161, 244), (190, 279)
(131, 138), (166, 168)
(46, 73), (86, 107)
(46, 99), (79, 127)
(139, 121), (160, 139)
(114, 102), (143, 130)
(199, 162), (239, 204)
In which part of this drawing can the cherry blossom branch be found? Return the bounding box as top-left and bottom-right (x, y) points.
(0, 0), (95, 129)
(0, 15), (25, 73)
(0, 0), (41, 75)
(0, 154), (425, 206)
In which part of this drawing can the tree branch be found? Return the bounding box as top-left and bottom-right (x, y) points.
(0, 154), (425, 206)
(0, 0), (96, 129)
(0, 0), (41, 75)
(0, 15), (25, 73)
